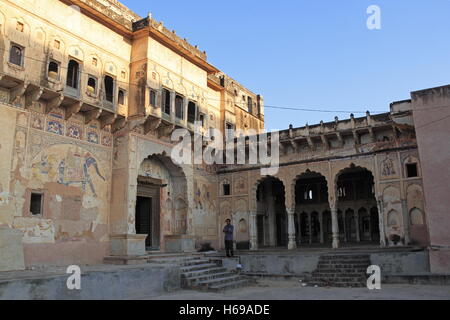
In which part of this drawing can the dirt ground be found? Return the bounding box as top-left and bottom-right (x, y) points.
(147, 279), (450, 300)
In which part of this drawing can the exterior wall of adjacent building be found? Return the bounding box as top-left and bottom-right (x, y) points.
(218, 110), (428, 251)
(411, 85), (450, 273)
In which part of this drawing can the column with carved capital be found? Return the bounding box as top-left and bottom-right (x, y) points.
(287, 208), (297, 250)
(377, 198), (387, 247)
(331, 205), (340, 249)
(249, 211), (258, 251)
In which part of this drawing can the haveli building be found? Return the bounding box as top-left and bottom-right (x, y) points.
(0, 0), (448, 274)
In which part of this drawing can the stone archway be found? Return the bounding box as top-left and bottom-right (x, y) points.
(137, 153), (188, 251)
(255, 176), (287, 248)
(292, 171), (330, 246)
(335, 166), (380, 246)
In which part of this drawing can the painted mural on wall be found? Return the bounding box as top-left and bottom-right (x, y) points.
(31, 147), (106, 197)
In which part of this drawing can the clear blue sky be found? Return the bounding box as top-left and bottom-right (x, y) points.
(121, 0), (450, 130)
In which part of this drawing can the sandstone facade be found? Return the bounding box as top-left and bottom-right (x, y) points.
(0, 0), (445, 273)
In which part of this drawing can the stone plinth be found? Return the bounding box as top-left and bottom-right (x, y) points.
(110, 234), (148, 256)
(164, 235), (195, 253)
(0, 226), (25, 272)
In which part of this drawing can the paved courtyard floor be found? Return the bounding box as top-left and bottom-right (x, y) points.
(147, 280), (450, 300)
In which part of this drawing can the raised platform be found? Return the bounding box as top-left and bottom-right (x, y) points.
(209, 246), (430, 278)
(0, 263), (180, 300)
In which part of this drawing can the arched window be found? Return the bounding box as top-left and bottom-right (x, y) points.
(9, 44), (23, 66)
(118, 89), (125, 105)
(48, 61), (59, 79)
(104, 76), (114, 102)
(175, 94), (184, 119)
(187, 101), (197, 124)
(87, 77), (97, 94)
(66, 60), (79, 88)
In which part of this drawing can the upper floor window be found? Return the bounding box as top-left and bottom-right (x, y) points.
(198, 113), (205, 128)
(9, 44), (24, 66)
(66, 59), (80, 89)
(87, 76), (97, 94)
(222, 180), (231, 196)
(163, 88), (171, 115)
(150, 89), (157, 107)
(175, 94), (184, 119)
(104, 76), (114, 103)
(187, 101), (197, 124)
(118, 89), (126, 105)
(48, 61), (59, 80)
(406, 163), (418, 178)
(248, 96), (253, 114)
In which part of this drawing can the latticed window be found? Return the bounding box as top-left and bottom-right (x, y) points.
(9, 45), (23, 66)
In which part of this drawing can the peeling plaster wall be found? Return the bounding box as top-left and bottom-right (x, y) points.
(0, 103), (113, 267)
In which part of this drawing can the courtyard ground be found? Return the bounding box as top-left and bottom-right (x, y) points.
(147, 279), (450, 300)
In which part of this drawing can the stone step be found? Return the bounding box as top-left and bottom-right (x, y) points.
(316, 267), (368, 273)
(149, 257), (209, 266)
(312, 272), (366, 278)
(311, 277), (367, 284)
(103, 255), (150, 265)
(320, 255), (371, 260)
(181, 267), (227, 279)
(180, 263), (218, 273)
(208, 279), (252, 293)
(196, 275), (242, 288)
(182, 272), (235, 287)
(318, 260), (371, 265)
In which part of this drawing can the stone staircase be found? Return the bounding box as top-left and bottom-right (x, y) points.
(308, 254), (371, 288)
(147, 255), (255, 293)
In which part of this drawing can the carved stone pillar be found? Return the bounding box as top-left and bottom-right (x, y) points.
(377, 198), (387, 247)
(319, 211), (324, 244)
(287, 208), (297, 250)
(401, 199), (410, 245)
(308, 212), (312, 245)
(250, 211), (258, 251)
(355, 211), (361, 243)
(331, 205), (340, 249)
(342, 211), (347, 243)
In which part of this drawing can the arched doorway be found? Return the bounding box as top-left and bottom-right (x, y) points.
(256, 177), (287, 248)
(294, 171), (330, 246)
(136, 154), (187, 251)
(336, 166), (380, 245)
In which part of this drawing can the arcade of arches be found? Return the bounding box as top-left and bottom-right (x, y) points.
(253, 167), (381, 250)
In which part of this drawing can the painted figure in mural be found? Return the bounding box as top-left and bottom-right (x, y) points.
(82, 153), (105, 197)
(223, 219), (234, 258)
(382, 159), (396, 176)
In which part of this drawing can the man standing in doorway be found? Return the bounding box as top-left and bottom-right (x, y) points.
(223, 219), (234, 258)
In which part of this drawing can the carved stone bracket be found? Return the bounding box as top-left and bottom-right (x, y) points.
(100, 113), (118, 129)
(158, 123), (175, 138)
(112, 117), (127, 133)
(45, 94), (64, 114)
(144, 117), (162, 135)
(9, 82), (28, 104)
(24, 87), (43, 108)
(64, 101), (83, 120)
(84, 108), (103, 125)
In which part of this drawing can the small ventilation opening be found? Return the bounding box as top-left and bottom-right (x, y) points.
(30, 193), (43, 216)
